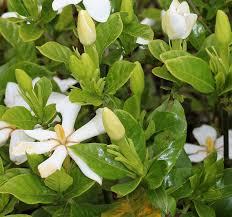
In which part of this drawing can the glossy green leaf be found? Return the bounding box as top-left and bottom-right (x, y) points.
(2, 106), (37, 130)
(19, 23), (44, 42)
(165, 56), (215, 93)
(68, 143), (134, 180)
(194, 202), (216, 217)
(0, 174), (56, 204)
(106, 60), (136, 95)
(160, 50), (191, 62)
(148, 39), (170, 61)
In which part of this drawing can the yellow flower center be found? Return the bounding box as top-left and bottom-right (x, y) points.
(54, 124), (66, 145)
(205, 137), (215, 153)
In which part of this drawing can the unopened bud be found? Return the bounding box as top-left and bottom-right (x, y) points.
(15, 69), (33, 92)
(120, 0), (134, 24)
(77, 10), (96, 46)
(215, 10), (231, 45)
(102, 107), (125, 141)
(130, 62), (144, 95)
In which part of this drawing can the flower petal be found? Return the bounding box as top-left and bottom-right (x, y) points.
(68, 108), (105, 143)
(215, 136), (223, 150)
(177, 1), (190, 15)
(182, 13), (197, 39)
(13, 140), (59, 156)
(1, 12), (19, 19)
(47, 92), (66, 105)
(0, 128), (12, 147)
(56, 96), (81, 136)
(38, 145), (67, 178)
(83, 0), (111, 22)
(188, 152), (207, 163)
(4, 82), (29, 109)
(9, 130), (34, 165)
(193, 125), (217, 146)
(184, 143), (205, 154)
(24, 129), (57, 141)
(52, 0), (82, 11)
(53, 76), (77, 93)
(169, 0), (180, 13)
(0, 121), (11, 129)
(68, 148), (102, 184)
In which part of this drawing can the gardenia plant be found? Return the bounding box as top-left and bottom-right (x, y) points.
(0, 0), (231, 216)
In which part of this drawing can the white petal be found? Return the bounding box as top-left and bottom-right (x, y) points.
(47, 92), (66, 105)
(68, 149), (102, 184)
(83, 0), (111, 22)
(188, 152), (207, 163)
(215, 136), (224, 150)
(0, 121), (11, 129)
(13, 140), (59, 156)
(4, 82), (29, 109)
(193, 125), (217, 146)
(182, 13), (197, 39)
(32, 77), (40, 86)
(177, 1), (190, 15)
(38, 145), (67, 178)
(9, 130), (34, 165)
(141, 18), (155, 26)
(1, 12), (18, 19)
(136, 37), (150, 45)
(68, 108), (105, 143)
(56, 96), (81, 136)
(169, 0), (180, 12)
(52, 0), (82, 11)
(24, 129), (57, 141)
(184, 143), (205, 154)
(0, 128), (12, 147)
(53, 76), (77, 93)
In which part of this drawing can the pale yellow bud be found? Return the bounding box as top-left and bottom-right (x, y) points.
(102, 107), (125, 141)
(77, 10), (96, 46)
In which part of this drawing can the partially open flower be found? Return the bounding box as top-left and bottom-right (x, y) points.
(161, 0), (197, 40)
(184, 125), (232, 162)
(12, 97), (105, 184)
(52, 0), (111, 23)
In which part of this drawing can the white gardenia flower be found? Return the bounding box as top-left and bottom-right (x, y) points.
(1, 12), (26, 19)
(184, 125), (232, 163)
(12, 96), (106, 184)
(136, 18), (155, 45)
(161, 0), (197, 40)
(53, 76), (77, 93)
(52, 0), (111, 22)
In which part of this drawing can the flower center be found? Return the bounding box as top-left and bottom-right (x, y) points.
(54, 124), (66, 145)
(205, 137), (215, 153)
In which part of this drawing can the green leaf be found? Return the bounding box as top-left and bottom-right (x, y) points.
(68, 143), (134, 180)
(22, 0), (39, 20)
(194, 202), (216, 217)
(7, 0), (29, 17)
(37, 42), (73, 65)
(124, 21), (154, 41)
(69, 88), (103, 106)
(0, 174), (56, 204)
(5, 215), (31, 217)
(115, 110), (146, 162)
(160, 50), (191, 62)
(145, 160), (167, 190)
(106, 60), (136, 95)
(40, 0), (57, 24)
(148, 39), (170, 61)
(96, 13), (123, 59)
(0, 106), (6, 118)
(64, 166), (95, 199)
(111, 177), (142, 197)
(152, 66), (182, 84)
(42, 104), (56, 125)
(27, 154), (45, 174)
(2, 106), (37, 130)
(0, 157), (4, 175)
(19, 23), (44, 42)
(165, 56), (215, 93)
(123, 95), (140, 119)
(44, 170), (73, 193)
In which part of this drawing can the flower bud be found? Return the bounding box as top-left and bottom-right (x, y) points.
(161, 0), (197, 40)
(77, 10), (96, 46)
(130, 62), (144, 95)
(120, 0), (134, 24)
(15, 69), (33, 92)
(215, 10), (231, 45)
(102, 107), (125, 141)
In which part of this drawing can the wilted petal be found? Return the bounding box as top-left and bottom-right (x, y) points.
(188, 152), (207, 163)
(56, 96), (81, 136)
(52, 0), (82, 11)
(24, 129), (57, 141)
(38, 146), (67, 178)
(53, 76), (77, 93)
(68, 149), (102, 184)
(9, 130), (34, 165)
(83, 0), (111, 22)
(184, 143), (206, 154)
(4, 82), (29, 109)
(193, 125), (217, 146)
(68, 108), (105, 143)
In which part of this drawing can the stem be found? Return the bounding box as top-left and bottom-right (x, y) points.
(171, 39), (182, 50)
(218, 45), (230, 73)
